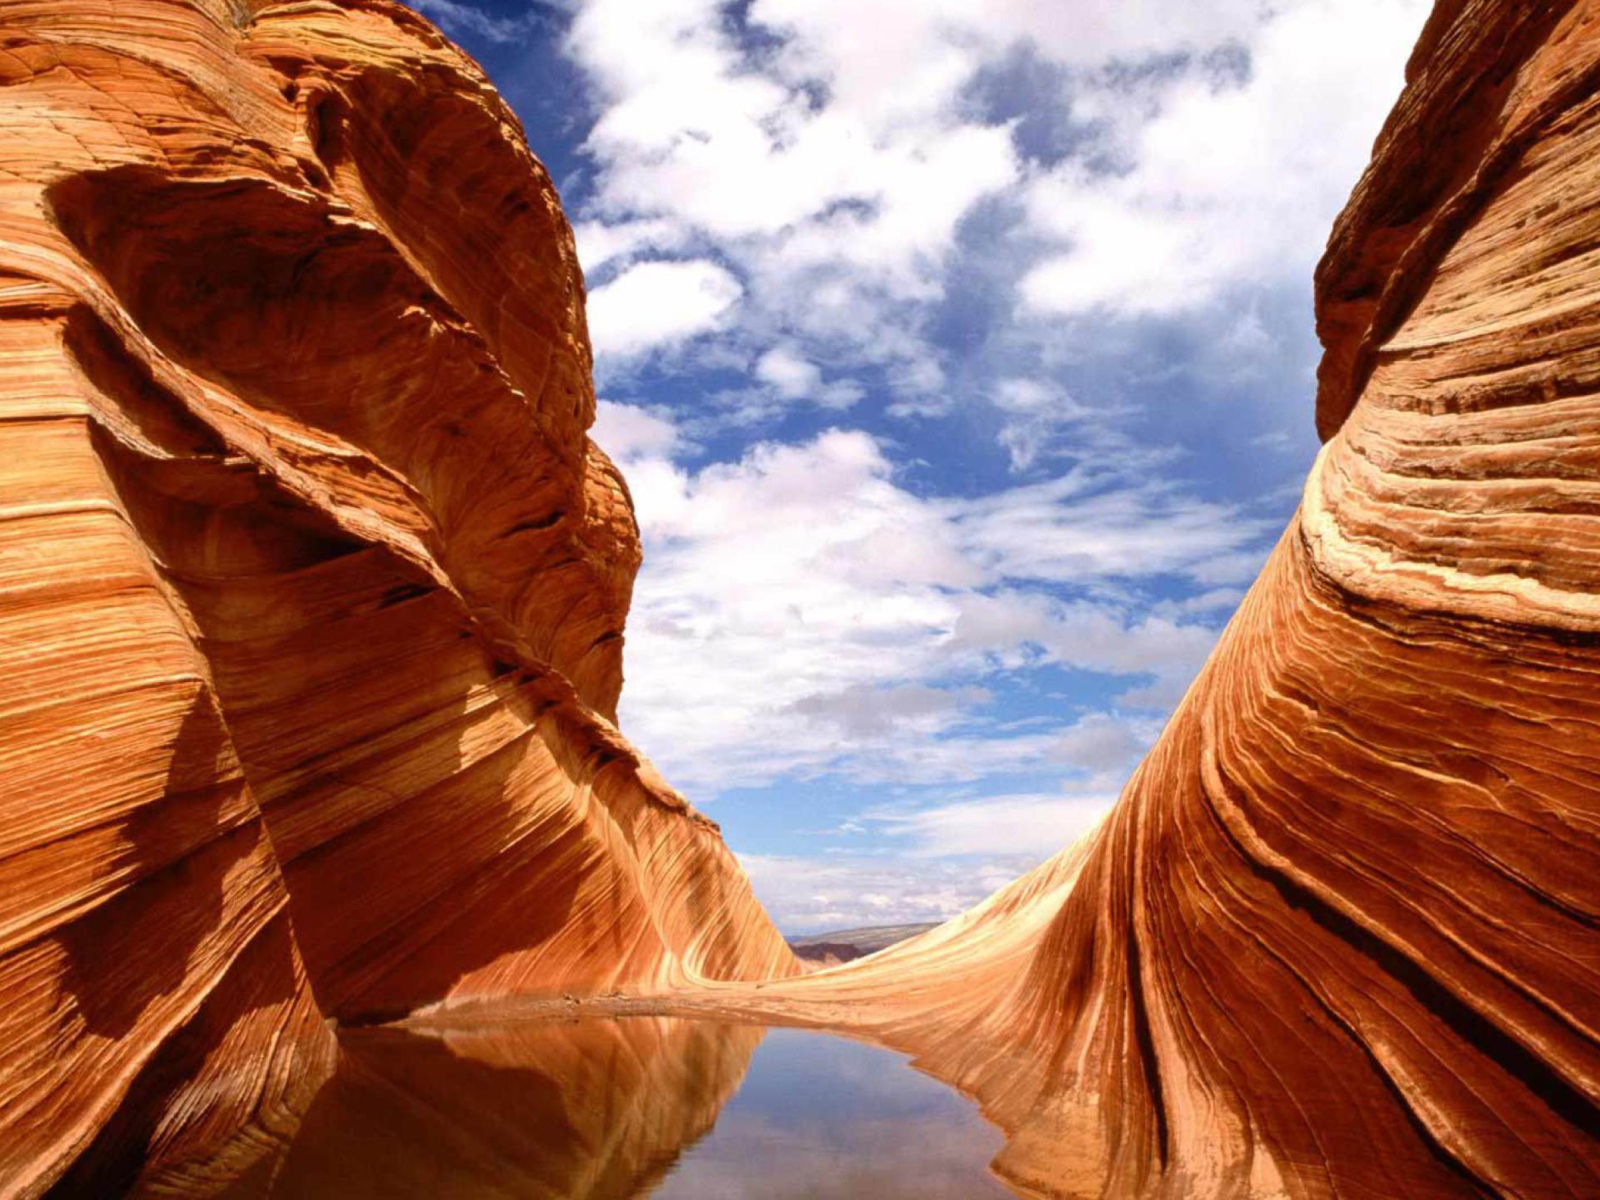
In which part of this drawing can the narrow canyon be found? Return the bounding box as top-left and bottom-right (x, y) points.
(1, 0), (1597, 1196)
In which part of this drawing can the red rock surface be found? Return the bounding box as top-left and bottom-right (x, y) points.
(0, 2), (794, 1193)
(6, 1), (1600, 1198)
(722, 4), (1600, 1196)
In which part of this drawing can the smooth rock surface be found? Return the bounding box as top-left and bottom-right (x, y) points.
(0, 3), (795, 1194)
(710, 4), (1600, 1195)
(4, 1), (1600, 1198)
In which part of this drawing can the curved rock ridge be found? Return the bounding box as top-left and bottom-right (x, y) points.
(707, 3), (1600, 1196)
(9, 1), (1600, 1198)
(0, 1), (795, 1193)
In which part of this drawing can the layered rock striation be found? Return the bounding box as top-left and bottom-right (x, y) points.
(0, 2), (794, 1194)
(725, 4), (1600, 1196)
(6, 1), (1600, 1199)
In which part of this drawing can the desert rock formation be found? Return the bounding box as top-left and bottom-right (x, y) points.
(0, 2), (795, 1194)
(712, 3), (1600, 1196)
(5, 0), (1600, 1198)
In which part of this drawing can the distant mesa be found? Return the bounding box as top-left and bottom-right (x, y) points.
(787, 923), (940, 967)
(1, 1), (1598, 1198)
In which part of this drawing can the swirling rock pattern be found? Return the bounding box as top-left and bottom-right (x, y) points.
(721, 3), (1600, 1196)
(0, 1), (794, 1194)
(6, 1), (1600, 1198)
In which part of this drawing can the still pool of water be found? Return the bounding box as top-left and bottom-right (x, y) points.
(267, 1015), (1018, 1199)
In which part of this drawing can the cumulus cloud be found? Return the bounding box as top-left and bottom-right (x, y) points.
(754, 345), (822, 400)
(586, 258), (742, 358)
(592, 398), (682, 461)
(1020, 0), (1429, 318)
(600, 405), (1256, 793)
(573, 218), (686, 275)
(568, 0), (1020, 269)
(422, 0), (1430, 925)
(564, 0), (1426, 440)
(563, 0), (1022, 388)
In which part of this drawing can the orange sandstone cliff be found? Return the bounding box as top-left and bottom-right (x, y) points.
(0, 1), (795, 1194)
(5, 1), (1600, 1199)
(726, 3), (1600, 1197)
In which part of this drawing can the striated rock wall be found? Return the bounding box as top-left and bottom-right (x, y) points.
(7, 1), (1600, 1198)
(0, 1), (795, 1194)
(729, 3), (1600, 1196)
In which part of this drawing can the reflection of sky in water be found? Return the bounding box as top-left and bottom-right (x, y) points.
(653, 1027), (1015, 1200)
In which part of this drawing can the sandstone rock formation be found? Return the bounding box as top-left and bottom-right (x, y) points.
(713, 3), (1600, 1196)
(6, 0), (1600, 1198)
(0, 2), (794, 1194)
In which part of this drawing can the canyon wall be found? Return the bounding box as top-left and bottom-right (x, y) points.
(0, 1), (795, 1194)
(737, 3), (1600, 1196)
(5, 1), (1600, 1198)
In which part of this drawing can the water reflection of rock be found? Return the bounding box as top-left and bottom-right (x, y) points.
(262, 1017), (764, 1200)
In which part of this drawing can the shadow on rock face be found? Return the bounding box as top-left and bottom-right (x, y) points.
(57, 690), (242, 1042)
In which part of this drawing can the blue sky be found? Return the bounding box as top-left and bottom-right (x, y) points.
(410, 0), (1430, 932)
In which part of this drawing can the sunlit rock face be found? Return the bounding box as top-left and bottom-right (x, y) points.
(8, 0), (1600, 1197)
(746, 3), (1600, 1196)
(0, 1), (795, 1192)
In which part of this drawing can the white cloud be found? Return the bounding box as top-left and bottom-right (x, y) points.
(753, 0), (1276, 83)
(592, 399), (683, 461)
(740, 851), (1035, 933)
(725, 346), (866, 416)
(1020, 0), (1428, 318)
(553, 0), (1429, 487)
(419, 0), (1430, 458)
(868, 792), (1113, 858)
(563, 0), (1021, 387)
(1156, 586), (1249, 617)
(419, 0), (1433, 930)
(1051, 712), (1150, 776)
(949, 473), (1271, 586)
(739, 783), (1112, 929)
(991, 379), (1094, 472)
(785, 684), (988, 740)
(754, 345), (822, 400)
(586, 258), (742, 358)
(574, 217), (687, 275)
(569, 0), (1019, 265)
(603, 405), (1255, 793)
